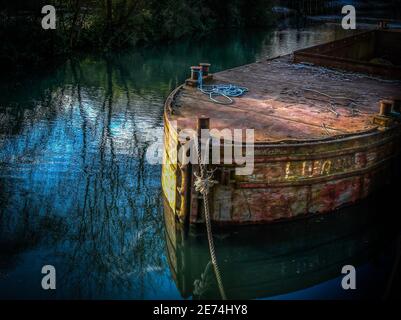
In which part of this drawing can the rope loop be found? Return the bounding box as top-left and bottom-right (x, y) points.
(195, 69), (248, 105)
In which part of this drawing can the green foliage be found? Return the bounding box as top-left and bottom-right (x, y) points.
(0, 0), (274, 75)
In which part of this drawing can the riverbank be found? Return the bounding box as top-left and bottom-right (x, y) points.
(0, 0), (275, 78)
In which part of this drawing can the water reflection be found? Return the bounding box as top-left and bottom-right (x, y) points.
(0, 56), (167, 299)
(0, 24), (394, 299)
(165, 188), (401, 300)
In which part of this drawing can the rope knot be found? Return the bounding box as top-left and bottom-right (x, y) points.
(194, 170), (217, 195)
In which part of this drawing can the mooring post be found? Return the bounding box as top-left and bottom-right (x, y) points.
(190, 66), (202, 81)
(186, 66), (203, 87)
(199, 63), (211, 77)
(197, 115), (210, 170)
(197, 115), (210, 140)
(374, 100), (395, 127)
(380, 100), (393, 116)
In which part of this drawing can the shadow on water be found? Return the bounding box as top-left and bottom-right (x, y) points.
(0, 24), (399, 299)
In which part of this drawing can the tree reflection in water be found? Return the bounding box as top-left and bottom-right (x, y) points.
(0, 53), (171, 298)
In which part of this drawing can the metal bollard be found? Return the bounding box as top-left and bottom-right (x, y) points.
(379, 100), (393, 116)
(190, 66), (202, 81)
(199, 63), (211, 77)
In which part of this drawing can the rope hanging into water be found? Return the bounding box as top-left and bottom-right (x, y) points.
(196, 69), (248, 105)
(193, 136), (227, 300)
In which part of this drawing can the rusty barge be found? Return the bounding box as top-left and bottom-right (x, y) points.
(162, 29), (401, 226)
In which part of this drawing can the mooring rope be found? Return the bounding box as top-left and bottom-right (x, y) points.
(196, 69), (248, 105)
(193, 136), (227, 300)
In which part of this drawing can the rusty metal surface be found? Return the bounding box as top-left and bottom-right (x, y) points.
(294, 30), (401, 79)
(170, 57), (401, 143)
(209, 128), (400, 223)
(162, 51), (401, 225)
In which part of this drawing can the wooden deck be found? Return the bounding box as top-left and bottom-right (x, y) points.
(170, 55), (401, 143)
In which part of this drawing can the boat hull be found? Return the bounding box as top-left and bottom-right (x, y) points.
(162, 30), (401, 225)
(163, 190), (399, 299)
(162, 109), (401, 224)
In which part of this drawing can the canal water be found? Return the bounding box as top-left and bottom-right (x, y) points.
(0, 23), (400, 299)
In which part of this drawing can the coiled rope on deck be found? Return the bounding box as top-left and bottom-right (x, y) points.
(196, 69), (248, 105)
(193, 136), (227, 300)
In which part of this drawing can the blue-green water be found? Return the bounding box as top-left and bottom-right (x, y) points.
(0, 24), (400, 299)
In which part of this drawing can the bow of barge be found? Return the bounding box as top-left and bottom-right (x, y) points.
(162, 29), (401, 225)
